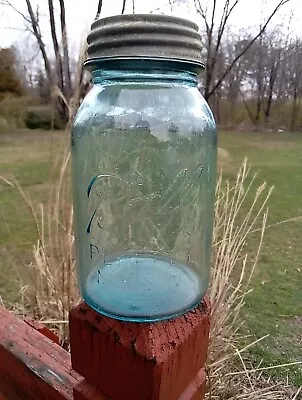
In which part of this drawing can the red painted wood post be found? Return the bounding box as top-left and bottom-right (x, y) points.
(69, 298), (211, 400)
(0, 306), (108, 400)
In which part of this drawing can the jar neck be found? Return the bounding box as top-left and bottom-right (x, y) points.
(91, 59), (199, 87)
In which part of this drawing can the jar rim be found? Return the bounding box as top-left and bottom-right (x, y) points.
(84, 56), (205, 74)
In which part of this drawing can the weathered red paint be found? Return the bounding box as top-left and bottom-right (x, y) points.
(73, 378), (106, 400)
(179, 369), (207, 400)
(70, 298), (211, 400)
(0, 307), (104, 400)
(0, 307), (78, 399)
(24, 318), (60, 345)
(0, 298), (210, 400)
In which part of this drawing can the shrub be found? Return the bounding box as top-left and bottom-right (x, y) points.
(25, 106), (65, 130)
(0, 116), (10, 133)
(0, 95), (35, 131)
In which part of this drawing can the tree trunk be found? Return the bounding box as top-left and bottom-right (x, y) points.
(200, 0), (291, 102)
(25, 0), (53, 87)
(255, 89), (262, 124)
(59, 0), (72, 101)
(290, 89), (298, 132)
(121, 0), (127, 14)
(204, 65), (213, 102)
(215, 90), (221, 124)
(48, 0), (64, 92)
(239, 88), (257, 126)
(230, 94), (237, 126)
(255, 36), (264, 125)
(264, 65), (277, 126)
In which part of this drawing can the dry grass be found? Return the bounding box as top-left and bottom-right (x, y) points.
(205, 162), (298, 398)
(1, 149), (78, 346)
(1, 45), (300, 397)
(2, 149), (301, 396)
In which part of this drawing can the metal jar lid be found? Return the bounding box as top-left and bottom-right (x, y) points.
(85, 14), (204, 71)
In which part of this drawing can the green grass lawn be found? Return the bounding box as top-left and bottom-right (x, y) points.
(219, 131), (302, 386)
(0, 129), (67, 305)
(0, 128), (301, 385)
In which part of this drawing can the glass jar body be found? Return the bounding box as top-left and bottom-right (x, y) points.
(72, 60), (216, 322)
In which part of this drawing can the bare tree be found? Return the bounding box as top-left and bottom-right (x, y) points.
(223, 34), (251, 124)
(75, 0), (107, 112)
(187, 0), (291, 102)
(287, 39), (302, 131)
(59, 0), (72, 101)
(264, 39), (283, 125)
(235, 28), (292, 127)
(48, 0), (64, 92)
(24, 0), (53, 87)
(2, 0), (77, 118)
(254, 34), (266, 124)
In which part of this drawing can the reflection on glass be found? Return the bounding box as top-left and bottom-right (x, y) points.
(72, 62), (216, 322)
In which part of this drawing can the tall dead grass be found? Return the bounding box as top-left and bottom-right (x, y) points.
(0, 47), (299, 394)
(2, 145), (299, 396)
(0, 149), (77, 345)
(205, 162), (296, 398)
(0, 43), (87, 344)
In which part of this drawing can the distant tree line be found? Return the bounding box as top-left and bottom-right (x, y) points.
(202, 30), (302, 131)
(0, 0), (301, 131)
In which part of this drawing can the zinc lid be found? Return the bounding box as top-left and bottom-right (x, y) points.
(85, 14), (204, 70)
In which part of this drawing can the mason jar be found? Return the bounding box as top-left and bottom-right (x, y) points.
(71, 14), (217, 322)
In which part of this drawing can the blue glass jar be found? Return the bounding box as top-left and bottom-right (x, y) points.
(72, 14), (216, 322)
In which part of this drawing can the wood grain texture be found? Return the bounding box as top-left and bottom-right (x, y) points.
(70, 298), (211, 400)
(0, 306), (105, 400)
(73, 379), (106, 400)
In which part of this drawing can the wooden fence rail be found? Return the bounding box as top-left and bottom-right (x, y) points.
(0, 299), (210, 400)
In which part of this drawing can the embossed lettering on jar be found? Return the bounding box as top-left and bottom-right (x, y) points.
(72, 14), (217, 322)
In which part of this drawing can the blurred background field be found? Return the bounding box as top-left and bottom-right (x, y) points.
(1, 0), (302, 397)
(1, 128), (301, 390)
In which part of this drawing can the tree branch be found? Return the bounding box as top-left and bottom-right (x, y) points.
(48, 0), (64, 91)
(2, 0), (32, 24)
(216, 0), (241, 57)
(210, 0), (217, 38)
(239, 87), (257, 125)
(25, 0), (53, 86)
(193, 0), (210, 37)
(226, 0), (240, 19)
(95, 0), (103, 20)
(59, 0), (72, 100)
(207, 0), (291, 99)
(150, 0), (180, 14)
(121, 0), (127, 14)
(0, 26), (28, 32)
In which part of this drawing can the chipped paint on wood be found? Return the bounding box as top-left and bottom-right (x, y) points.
(70, 298), (211, 400)
(0, 306), (107, 400)
(0, 307), (79, 399)
(0, 298), (210, 400)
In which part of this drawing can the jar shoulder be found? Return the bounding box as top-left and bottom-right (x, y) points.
(73, 84), (216, 138)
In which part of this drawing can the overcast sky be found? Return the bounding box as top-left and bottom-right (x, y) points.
(0, 0), (301, 51)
